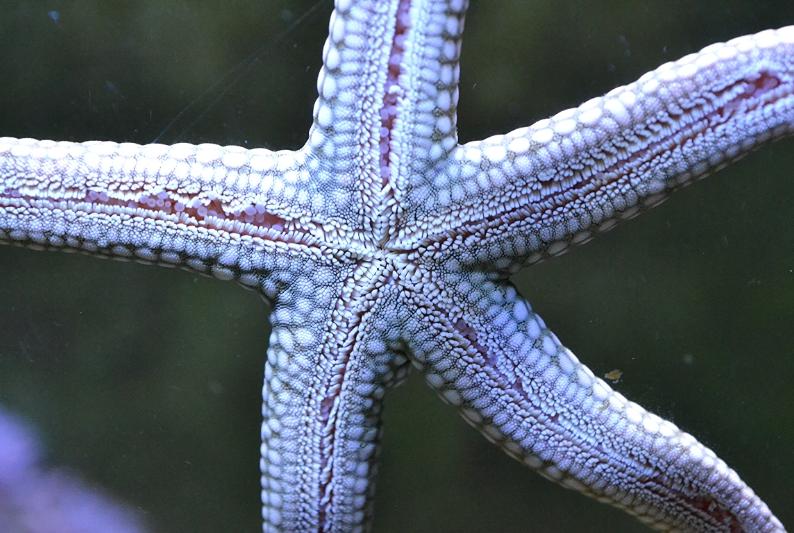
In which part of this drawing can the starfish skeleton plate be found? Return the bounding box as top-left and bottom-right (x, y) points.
(0, 1), (793, 531)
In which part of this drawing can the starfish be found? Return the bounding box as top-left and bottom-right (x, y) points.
(1, 1), (792, 531)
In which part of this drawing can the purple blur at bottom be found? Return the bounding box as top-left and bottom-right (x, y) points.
(0, 408), (147, 533)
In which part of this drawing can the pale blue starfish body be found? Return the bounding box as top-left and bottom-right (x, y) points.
(1, 1), (793, 531)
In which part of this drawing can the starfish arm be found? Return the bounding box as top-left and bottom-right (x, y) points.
(261, 262), (407, 532)
(0, 137), (331, 294)
(306, 0), (466, 239)
(405, 27), (794, 266)
(405, 273), (782, 531)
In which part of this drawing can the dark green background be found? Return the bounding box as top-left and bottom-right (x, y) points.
(1, 1), (793, 531)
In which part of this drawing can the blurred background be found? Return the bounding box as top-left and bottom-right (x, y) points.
(0, 1), (792, 531)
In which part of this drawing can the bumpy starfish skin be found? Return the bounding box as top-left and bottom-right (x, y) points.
(1, 1), (792, 531)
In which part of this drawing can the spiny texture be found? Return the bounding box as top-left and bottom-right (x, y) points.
(1, 1), (793, 531)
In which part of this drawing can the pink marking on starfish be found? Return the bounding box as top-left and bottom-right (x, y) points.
(378, 0), (411, 184)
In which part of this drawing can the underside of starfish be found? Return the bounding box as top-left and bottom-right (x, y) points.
(0, 1), (793, 532)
